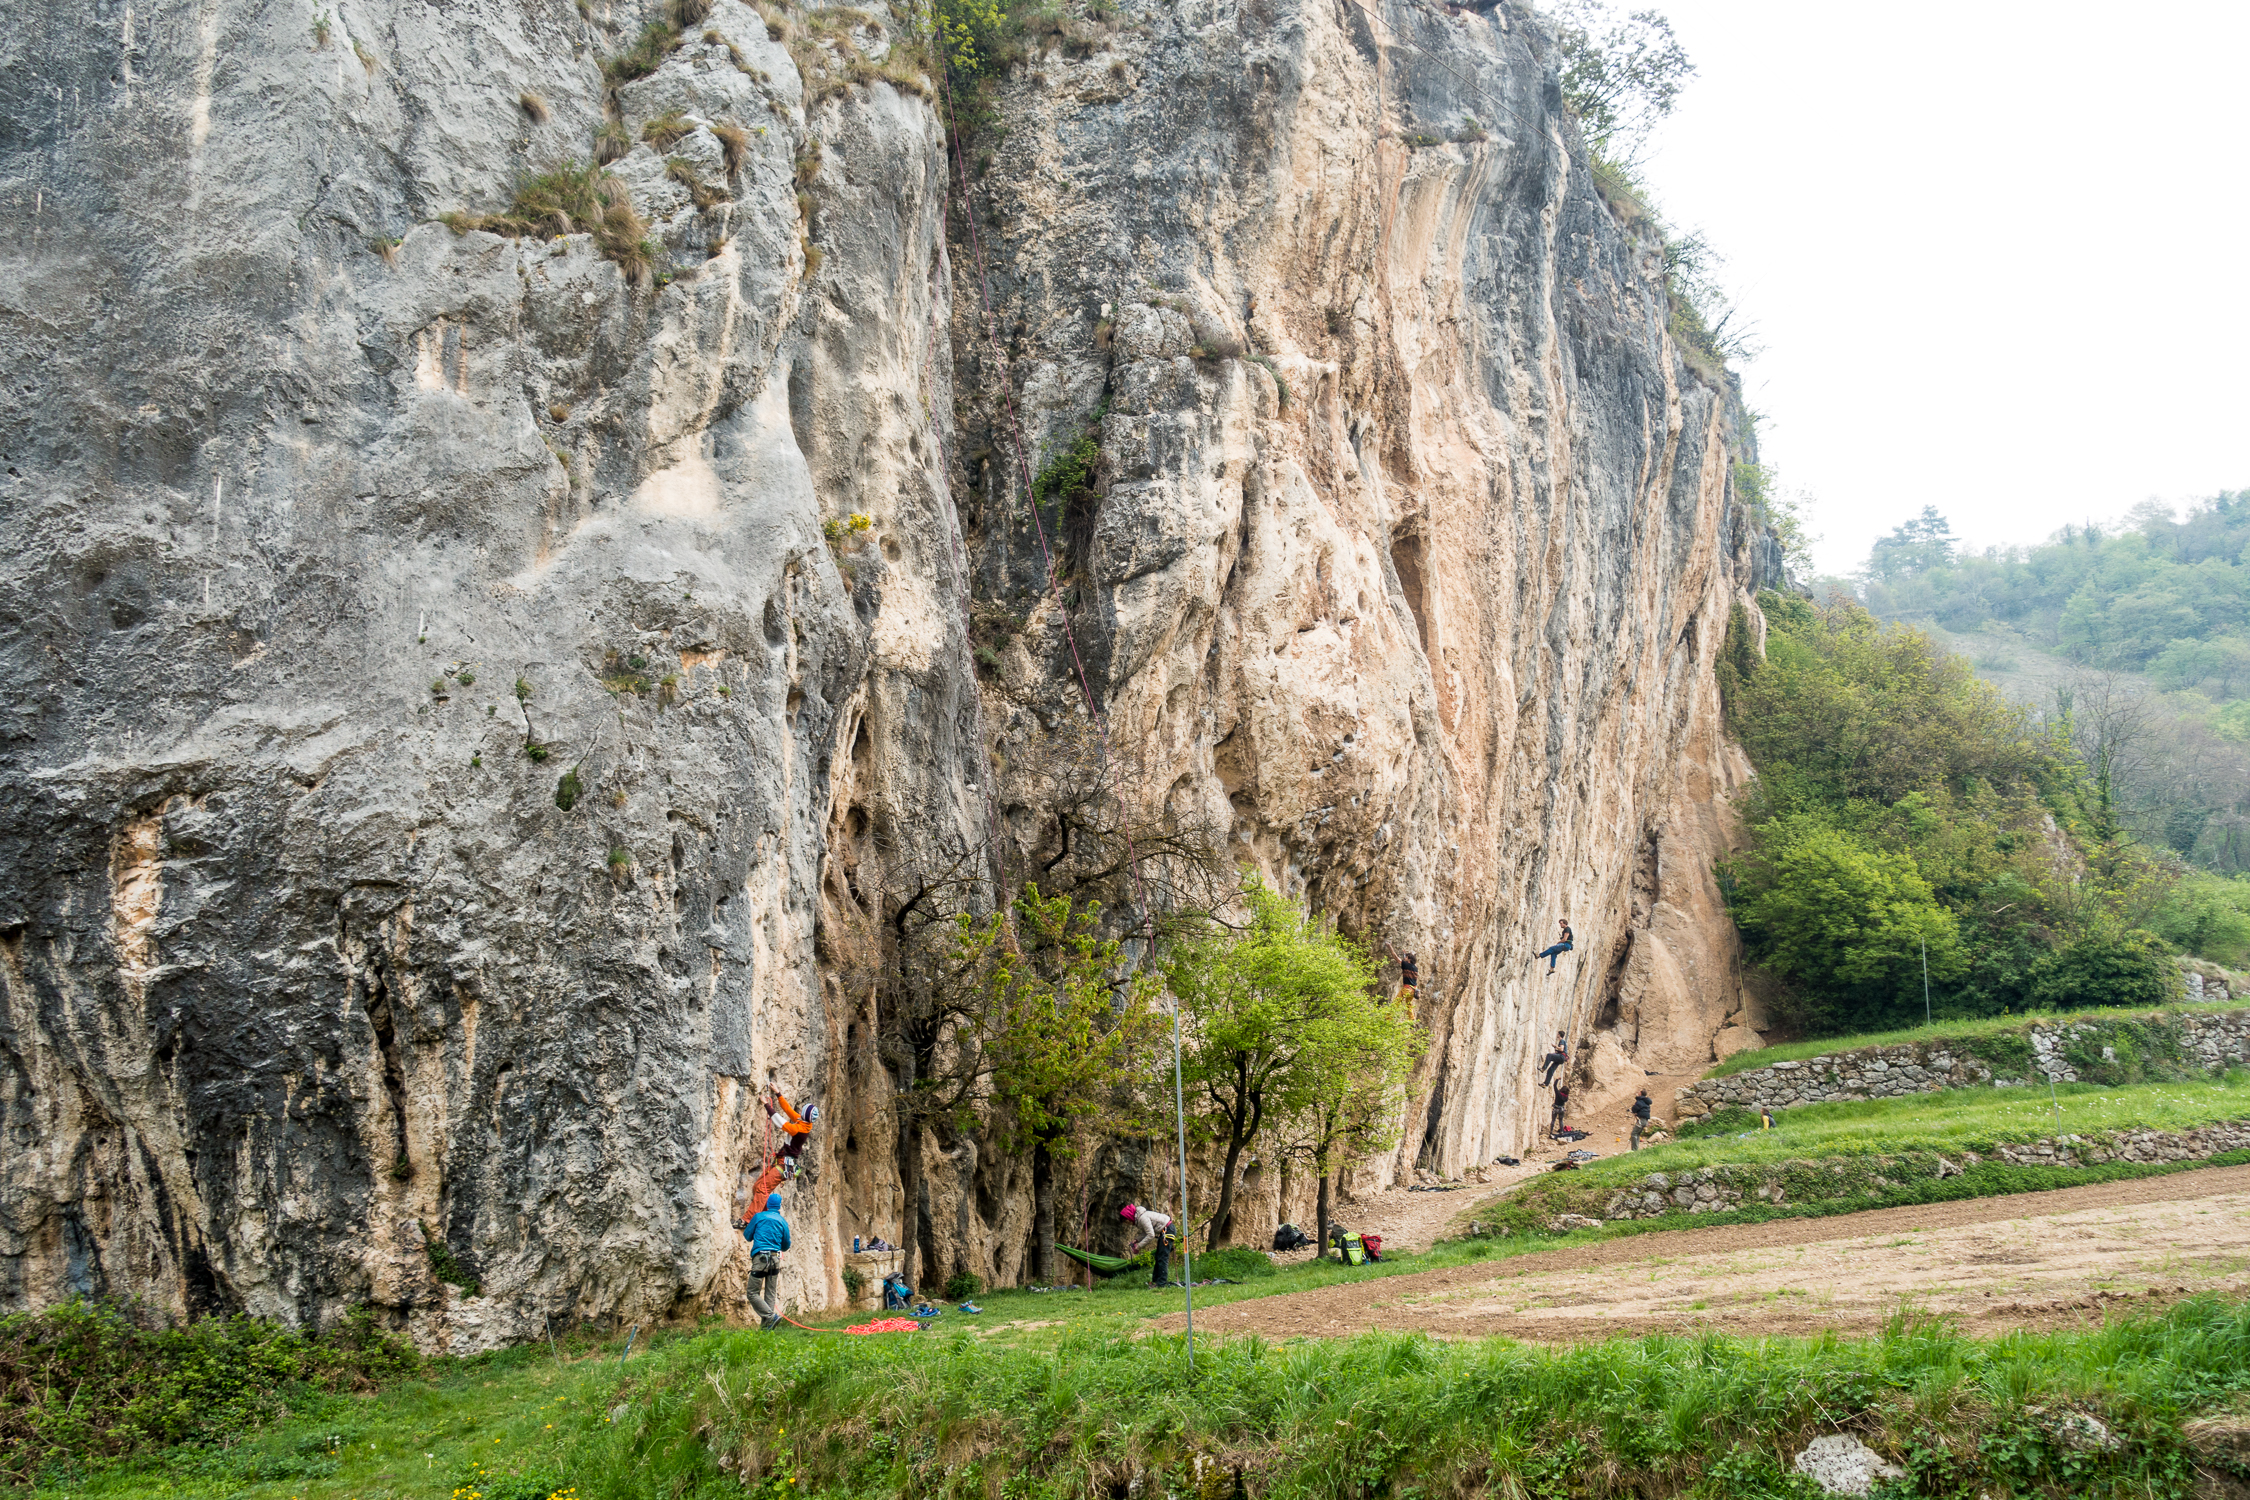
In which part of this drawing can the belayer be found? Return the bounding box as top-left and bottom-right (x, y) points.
(1534, 920), (1574, 975)
(742, 1191), (791, 1330)
(1121, 1201), (1176, 1288)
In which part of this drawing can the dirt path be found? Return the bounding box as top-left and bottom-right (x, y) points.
(1160, 1164), (2250, 1342)
(1270, 1067), (1708, 1263)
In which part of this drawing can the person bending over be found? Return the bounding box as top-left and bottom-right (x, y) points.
(1121, 1202), (1176, 1288)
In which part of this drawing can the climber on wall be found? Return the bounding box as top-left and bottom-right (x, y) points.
(1538, 1030), (1569, 1087)
(1534, 920), (1574, 975)
(1383, 943), (1420, 1017)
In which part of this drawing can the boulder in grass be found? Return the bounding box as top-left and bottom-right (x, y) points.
(1791, 1435), (1903, 1495)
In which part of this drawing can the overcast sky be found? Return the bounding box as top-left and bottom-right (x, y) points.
(1628, 1), (2250, 577)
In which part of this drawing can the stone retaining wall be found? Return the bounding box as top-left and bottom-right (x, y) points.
(1581, 1119), (2250, 1226)
(1673, 1008), (2250, 1121)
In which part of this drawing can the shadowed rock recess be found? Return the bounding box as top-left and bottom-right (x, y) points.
(0, 0), (1779, 1344)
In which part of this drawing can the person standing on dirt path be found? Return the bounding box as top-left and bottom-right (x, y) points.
(743, 1191), (791, 1330)
(1122, 1202), (1176, 1288)
(1534, 921), (1574, 975)
(1628, 1088), (1652, 1150)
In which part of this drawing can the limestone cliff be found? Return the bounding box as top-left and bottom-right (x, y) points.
(0, 0), (1774, 1342)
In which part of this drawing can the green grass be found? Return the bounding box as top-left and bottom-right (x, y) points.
(1702, 997), (2250, 1077)
(1658, 1072), (2250, 1170)
(38, 1298), (2250, 1498)
(1494, 1073), (2250, 1240)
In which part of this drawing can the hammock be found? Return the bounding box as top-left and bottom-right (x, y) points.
(1058, 1244), (1152, 1276)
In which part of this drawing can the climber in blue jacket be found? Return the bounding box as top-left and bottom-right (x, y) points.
(743, 1192), (791, 1330)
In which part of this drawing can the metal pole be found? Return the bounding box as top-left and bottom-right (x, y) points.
(1170, 993), (1195, 1376)
(1921, 933), (1931, 1026)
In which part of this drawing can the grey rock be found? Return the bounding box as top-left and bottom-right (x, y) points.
(1792, 1435), (1903, 1495)
(0, 0), (1790, 1339)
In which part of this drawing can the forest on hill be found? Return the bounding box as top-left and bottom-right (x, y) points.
(1719, 592), (2201, 1035)
(1843, 494), (2250, 884)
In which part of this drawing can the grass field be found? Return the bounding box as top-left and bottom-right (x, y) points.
(19, 1083), (2250, 1497)
(1700, 999), (2250, 1078)
(1661, 1072), (2249, 1167)
(29, 1297), (2250, 1499)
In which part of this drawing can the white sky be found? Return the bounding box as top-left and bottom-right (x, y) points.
(1631, 1), (2250, 577)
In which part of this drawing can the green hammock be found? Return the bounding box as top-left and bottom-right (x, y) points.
(1057, 1244), (1151, 1276)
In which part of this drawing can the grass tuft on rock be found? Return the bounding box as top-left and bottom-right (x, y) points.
(441, 163), (652, 283)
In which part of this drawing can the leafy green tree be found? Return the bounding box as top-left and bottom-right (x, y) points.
(958, 887), (1161, 1285)
(1726, 816), (1965, 1029)
(1550, 1), (1695, 162)
(1865, 505), (1956, 583)
(1167, 874), (1381, 1248)
(1273, 997), (1422, 1261)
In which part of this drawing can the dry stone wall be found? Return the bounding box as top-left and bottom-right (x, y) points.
(1580, 1119), (2250, 1226)
(1673, 1008), (2250, 1122)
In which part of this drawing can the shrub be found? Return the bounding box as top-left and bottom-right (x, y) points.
(942, 1271), (984, 1302)
(0, 1301), (418, 1482)
(822, 513), (873, 552)
(1189, 1245), (1277, 1280)
(554, 766), (584, 810)
(2027, 926), (2182, 1011)
(423, 1225), (479, 1294)
(524, 742), (551, 762)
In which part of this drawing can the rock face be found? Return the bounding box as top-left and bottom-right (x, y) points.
(0, 0), (1774, 1339)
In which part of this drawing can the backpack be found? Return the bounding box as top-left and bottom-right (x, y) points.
(1271, 1223), (1311, 1252)
(1362, 1234), (1383, 1262)
(1340, 1231), (1366, 1266)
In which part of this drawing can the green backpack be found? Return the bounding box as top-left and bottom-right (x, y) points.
(1340, 1231), (1366, 1266)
